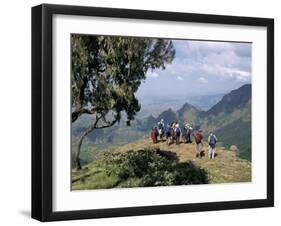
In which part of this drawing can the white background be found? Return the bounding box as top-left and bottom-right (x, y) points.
(0, 0), (279, 225)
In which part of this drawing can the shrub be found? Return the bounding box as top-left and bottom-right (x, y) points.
(100, 148), (208, 187)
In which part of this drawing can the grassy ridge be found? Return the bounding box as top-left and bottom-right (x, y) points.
(72, 138), (251, 190)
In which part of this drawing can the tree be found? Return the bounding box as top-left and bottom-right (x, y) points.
(71, 34), (175, 169)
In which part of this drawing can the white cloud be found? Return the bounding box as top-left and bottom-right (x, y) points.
(138, 40), (252, 97)
(201, 64), (250, 82)
(170, 40), (252, 83)
(216, 66), (250, 81)
(176, 76), (184, 81)
(146, 71), (159, 78)
(198, 77), (208, 83)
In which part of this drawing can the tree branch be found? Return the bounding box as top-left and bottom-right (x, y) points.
(72, 108), (94, 123)
(95, 118), (118, 129)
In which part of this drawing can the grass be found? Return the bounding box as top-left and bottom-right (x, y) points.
(72, 148), (208, 190)
(72, 170), (120, 190)
(72, 137), (251, 190)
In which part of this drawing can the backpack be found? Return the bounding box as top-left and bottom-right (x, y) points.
(158, 122), (164, 130)
(195, 133), (202, 143)
(209, 135), (216, 146)
(176, 127), (181, 136)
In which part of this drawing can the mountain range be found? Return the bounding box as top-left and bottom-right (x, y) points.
(72, 84), (252, 165)
(136, 93), (224, 118)
(143, 84), (251, 160)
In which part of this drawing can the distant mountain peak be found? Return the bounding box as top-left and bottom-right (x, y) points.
(204, 84), (251, 116)
(157, 108), (177, 123)
(179, 102), (199, 112)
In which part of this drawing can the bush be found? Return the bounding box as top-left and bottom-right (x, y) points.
(100, 149), (208, 187)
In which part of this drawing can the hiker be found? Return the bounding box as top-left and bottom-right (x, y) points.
(171, 121), (177, 142)
(158, 119), (165, 141)
(208, 132), (217, 159)
(151, 127), (158, 144)
(154, 126), (159, 141)
(185, 123), (193, 143)
(165, 123), (172, 145)
(175, 123), (181, 145)
(194, 129), (203, 158)
(183, 123), (189, 143)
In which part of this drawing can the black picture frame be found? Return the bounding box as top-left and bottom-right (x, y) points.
(32, 4), (274, 222)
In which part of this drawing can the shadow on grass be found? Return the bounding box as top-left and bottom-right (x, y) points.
(72, 148), (209, 190)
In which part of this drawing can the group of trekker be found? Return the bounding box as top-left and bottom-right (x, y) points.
(150, 119), (218, 159)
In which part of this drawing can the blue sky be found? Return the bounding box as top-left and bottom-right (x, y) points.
(136, 39), (252, 99)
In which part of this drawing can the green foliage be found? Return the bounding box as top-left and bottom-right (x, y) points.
(84, 149), (209, 188)
(71, 34), (175, 169)
(172, 162), (210, 185)
(71, 34), (175, 125)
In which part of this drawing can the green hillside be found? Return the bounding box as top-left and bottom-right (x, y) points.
(72, 138), (251, 190)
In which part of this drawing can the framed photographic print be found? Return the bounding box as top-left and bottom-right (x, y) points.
(32, 4), (274, 221)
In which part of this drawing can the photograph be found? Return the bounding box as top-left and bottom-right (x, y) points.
(71, 34), (252, 190)
(30, 3), (274, 221)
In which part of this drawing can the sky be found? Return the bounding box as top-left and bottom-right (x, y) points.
(136, 39), (252, 99)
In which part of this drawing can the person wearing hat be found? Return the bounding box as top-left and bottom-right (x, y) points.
(184, 123), (193, 143)
(175, 123), (181, 145)
(157, 118), (165, 141)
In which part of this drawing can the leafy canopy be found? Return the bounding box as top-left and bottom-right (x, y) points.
(71, 35), (175, 126)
